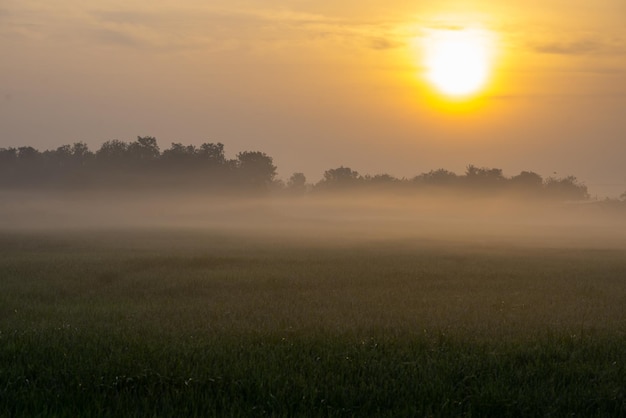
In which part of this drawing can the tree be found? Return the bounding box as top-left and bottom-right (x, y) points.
(465, 165), (504, 182)
(17, 146), (41, 161)
(318, 166), (360, 189)
(96, 140), (129, 164)
(70, 142), (92, 163)
(287, 172), (307, 193)
(0, 147), (18, 164)
(236, 151), (277, 189)
(511, 171), (542, 187)
(41, 142), (93, 186)
(48, 142), (93, 167)
(51, 144), (72, 161)
(510, 171), (543, 195)
(414, 169), (458, 187)
(43, 142), (94, 169)
(325, 166), (359, 182)
(198, 142), (226, 165)
(13, 146), (43, 185)
(128, 136), (160, 162)
(544, 176), (589, 201)
(365, 174), (398, 184)
(162, 142), (197, 165)
(0, 148), (18, 186)
(464, 165), (505, 192)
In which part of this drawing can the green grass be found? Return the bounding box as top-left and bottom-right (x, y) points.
(1, 229), (626, 416)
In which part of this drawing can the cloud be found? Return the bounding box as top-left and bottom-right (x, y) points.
(1, 2), (411, 55)
(534, 39), (604, 55)
(0, 4), (46, 41)
(82, 7), (409, 53)
(89, 10), (153, 26)
(488, 91), (626, 101)
(531, 36), (625, 56)
(88, 27), (141, 48)
(368, 37), (403, 50)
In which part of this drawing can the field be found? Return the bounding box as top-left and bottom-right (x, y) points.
(1, 228), (626, 416)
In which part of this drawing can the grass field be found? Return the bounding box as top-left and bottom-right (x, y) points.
(1, 228), (626, 416)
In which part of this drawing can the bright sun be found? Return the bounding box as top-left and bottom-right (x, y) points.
(423, 28), (494, 98)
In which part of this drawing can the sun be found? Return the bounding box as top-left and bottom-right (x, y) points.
(423, 28), (494, 98)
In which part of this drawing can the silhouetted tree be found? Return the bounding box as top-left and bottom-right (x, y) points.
(0, 136), (602, 202)
(128, 136), (160, 162)
(17, 146), (41, 161)
(70, 142), (92, 162)
(37, 142), (91, 184)
(162, 143), (197, 165)
(198, 142), (226, 165)
(13, 146), (43, 186)
(463, 165), (506, 195)
(0, 148), (18, 186)
(96, 140), (130, 164)
(544, 176), (589, 201)
(510, 171), (543, 196)
(365, 174), (398, 184)
(286, 172), (307, 194)
(236, 151), (277, 190)
(465, 165), (505, 183)
(317, 166), (361, 189)
(0, 147), (18, 163)
(361, 173), (406, 192)
(511, 171), (542, 187)
(414, 169), (459, 187)
(49, 144), (73, 161)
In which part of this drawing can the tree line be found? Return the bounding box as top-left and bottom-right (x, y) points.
(0, 136), (596, 201)
(0, 137), (276, 192)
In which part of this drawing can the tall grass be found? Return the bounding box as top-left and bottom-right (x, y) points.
(1, 229), (625, 416)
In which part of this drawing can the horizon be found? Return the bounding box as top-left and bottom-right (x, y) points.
(0, 137), (620, 199)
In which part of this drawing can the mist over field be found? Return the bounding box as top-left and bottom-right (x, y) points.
(2, 190), (625, 248)
(2, 137), (624, 250)
(3, 186), (626, 416)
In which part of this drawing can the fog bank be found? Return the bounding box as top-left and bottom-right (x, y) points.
(2, 190), (625, 249)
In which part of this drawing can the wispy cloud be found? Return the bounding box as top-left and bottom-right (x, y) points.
(368, 37), (403, 50)
(0, 4), (47, 41)
(87, 27), (141, 48)
(5, 1), (625, 69)
(531, 37), (625, 55)
(0, 3), (444, 55)
(81, 7), (409, 53)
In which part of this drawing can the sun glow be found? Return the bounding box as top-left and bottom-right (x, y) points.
(423, 28), (495, 98)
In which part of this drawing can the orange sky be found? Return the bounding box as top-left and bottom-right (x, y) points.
(1, 0), (625, 196)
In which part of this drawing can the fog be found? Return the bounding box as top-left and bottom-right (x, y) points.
(2, 190), (625, 249)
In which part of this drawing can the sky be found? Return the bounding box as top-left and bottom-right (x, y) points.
(1, 0), (625, 196)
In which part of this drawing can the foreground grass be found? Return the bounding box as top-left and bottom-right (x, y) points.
(1, 229), (626, 416)
(4, 329), (625, 417)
